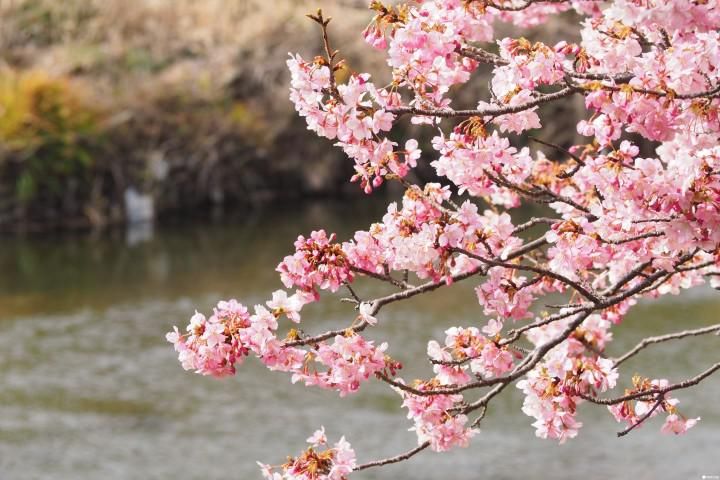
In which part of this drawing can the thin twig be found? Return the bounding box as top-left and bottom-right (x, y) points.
(581, 362), (720, 405)
(617, 396), (664, 437)
(614, 324), (720, 366)
(354, 442), (431, 471)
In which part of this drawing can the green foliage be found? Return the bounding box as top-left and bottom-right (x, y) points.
(0, 70), (100, 203)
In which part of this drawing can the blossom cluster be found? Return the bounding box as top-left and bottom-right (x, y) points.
(166, 0), (720, 474)
(475, 267), (539, 321)
(278, 230), (353, 297)
(293, 333), (391, 397)
(517, 315), (619, 443)
(432, 129), (534, 207)
(428, 325), (518, 380)
(343, 184), (525, 283)
(608, 376), (700, 436)
(259, 427), (356, 480)
(396, 379), (478, 452)
(287, 54), (418, 193)
(167, 291), (392, 399)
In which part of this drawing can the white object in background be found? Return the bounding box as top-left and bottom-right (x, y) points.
(124, 187), (155, 224)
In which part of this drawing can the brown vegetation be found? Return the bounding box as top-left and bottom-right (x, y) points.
(0, 0), (385, 230)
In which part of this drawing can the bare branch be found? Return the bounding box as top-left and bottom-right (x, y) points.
(351, 266), (413, 290)
(614, 323), (720, 367)
(354, 442), (430, 471)
(599, 231), (664, 245)
(512, 217), (559, 234)
(587, 81), (720, 100)
(307, 9), (340, 98)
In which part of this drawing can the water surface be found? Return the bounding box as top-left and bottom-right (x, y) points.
(1, 201), (718, 479)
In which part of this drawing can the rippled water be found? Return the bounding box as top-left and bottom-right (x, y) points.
(1, 201), (718, 480)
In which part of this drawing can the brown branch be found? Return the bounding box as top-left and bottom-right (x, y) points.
(512, 217), (559, 234)
(344, 283), (362, 304)
(307, 10), (340, 98)
(461, 312), (594, 414)
(589, 82), (720, 100)
(353, 442), (431, 471)
(581, 362), (720, 405)
(381, 311), (593, 398)
(599, 231), (664, 245)
(351, 266), (413, 289)
(454, 247), (603, 304)
(675, 259), (716, 273)
(458, 46), (507, 66)
(284, 236), (548, 347)
(614, 324), (720, 367)
(388, 86), (577, 119)
(501, 306), (588, 345)
(528, 136), (583, 166)
(617, 396), (664, 437)
(484, 170), (592, 215)
(603, 260), (653, 296)
(470, 405), (488, 428)
(528, 136), (586, 179)
(632, 216), (676, 224)
(599, 250), (699, 306)
(486, 0), (573, 12)
(458, 45), (633, 83)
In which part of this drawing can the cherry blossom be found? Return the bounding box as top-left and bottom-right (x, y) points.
(259, 430), (356, 480)
(168, 0), (720, 474)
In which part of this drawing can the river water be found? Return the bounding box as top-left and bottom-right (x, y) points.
(0, 201), (718, 480)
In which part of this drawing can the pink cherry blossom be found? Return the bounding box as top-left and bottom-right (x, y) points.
(661, 414), (700, 435)
(169, 0), (720, 471)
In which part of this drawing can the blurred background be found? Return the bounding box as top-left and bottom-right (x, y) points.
(0, 1), (717, 479)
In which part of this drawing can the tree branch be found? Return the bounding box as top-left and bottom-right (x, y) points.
(614, 324), (720, 367)
(388, 87), (577, 119)
(581, 362), (720, 405)
(616, 396), (664, 437)
(353, 442), (431, 471)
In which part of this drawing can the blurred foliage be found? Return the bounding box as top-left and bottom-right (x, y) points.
(0, 69), (100, 203)
(0, 0), (377, 231)
(6, 0), (98, 47)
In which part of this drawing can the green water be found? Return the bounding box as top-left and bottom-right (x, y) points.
(0, 201), (718, 479)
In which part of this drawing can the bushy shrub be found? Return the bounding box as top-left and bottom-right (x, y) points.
(0, 69), (100, 203)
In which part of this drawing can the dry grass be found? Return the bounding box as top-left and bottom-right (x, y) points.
(0, 0), (386, 229)
(0, 0), (383, 102)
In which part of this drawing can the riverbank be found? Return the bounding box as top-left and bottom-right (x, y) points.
(0, 0), (386, 232)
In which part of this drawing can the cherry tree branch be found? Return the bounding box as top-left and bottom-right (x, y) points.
(483, 169), (593, 214)
(353, 441), (431, 472)
(459, 45), (634, 83)
(587, 82), (720, 100)
(351, 266), (413, 290)
(307, 10), (340, 99)
(453, 247), (603, 303)
(284, 235), (549, 347)
(614, 323), (720, 367)
(378, 311), (593, 398)
(388, 86), (577, 119)
(616, 396), (664, 437)
(581, 362), (720, 405)
(512, 217), (559, 234)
